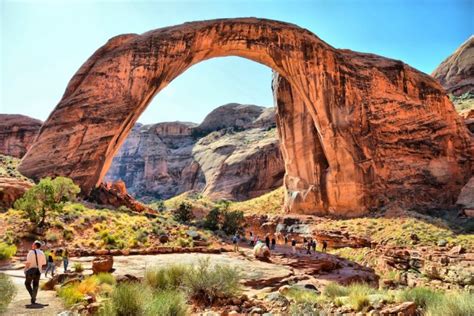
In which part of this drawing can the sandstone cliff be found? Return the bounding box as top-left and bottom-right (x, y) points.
(0, 114), (42, 158)
(105, 103), (283, 202)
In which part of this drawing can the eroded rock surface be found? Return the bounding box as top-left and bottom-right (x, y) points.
(19, 18), (472, 216)
(0, 114), (42, 158)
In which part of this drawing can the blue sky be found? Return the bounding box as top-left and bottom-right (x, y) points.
(1, 0), (472, 124)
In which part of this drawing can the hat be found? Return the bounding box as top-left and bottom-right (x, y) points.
(33, 240), (44, 247)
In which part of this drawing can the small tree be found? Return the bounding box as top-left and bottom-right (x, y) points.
(222, 210), (244, 235)
(14, 177), (80, 228)
(173, 202), (194, 223)
(203, 207), (221, 231)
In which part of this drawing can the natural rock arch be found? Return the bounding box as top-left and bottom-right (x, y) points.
(19, 18), (472, 217)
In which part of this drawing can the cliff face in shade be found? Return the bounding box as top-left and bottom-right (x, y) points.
(105, 103), (283, 202)
(0, 114), (43, 158)
(19, 18), (473, 217)
(432, 36), (474, 96)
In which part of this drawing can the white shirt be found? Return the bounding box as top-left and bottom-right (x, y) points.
(25, 249), (47, 271)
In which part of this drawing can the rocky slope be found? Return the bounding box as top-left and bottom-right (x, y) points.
(0, 114), (42, 158)
(105, 103), (284, 202)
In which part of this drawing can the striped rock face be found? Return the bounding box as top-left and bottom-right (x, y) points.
(19, 18), (472, 217)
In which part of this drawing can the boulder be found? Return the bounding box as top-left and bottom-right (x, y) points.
(380, 301), (416, 316)
(0, 176), (33, 209)
(254, 242), (271, 259)
(92, 256), (113, 274)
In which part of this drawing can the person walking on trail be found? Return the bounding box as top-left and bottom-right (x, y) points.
(284, 235), (288, 245)
(249, 232), (254, 246)
(312, 239), (317, 253)
(271, 237), (276, 250)
(24, 241), (46, 305)
(232, 233), (239, 252)
(44, 250), (55, 277)
(322, 240), (328, 252)
(306, 239), (312, 255)
(265, 235), (270, 249)
(62, 248), (69, 272)
(291, 238), (297, 254)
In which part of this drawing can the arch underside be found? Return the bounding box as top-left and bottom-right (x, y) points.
(19, 18), (472, 217)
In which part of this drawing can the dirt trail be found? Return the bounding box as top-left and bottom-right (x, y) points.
(2, 268), (65, 316)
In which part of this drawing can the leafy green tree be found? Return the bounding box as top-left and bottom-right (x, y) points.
(173, 202), (194, 223)
(203, 207), (221, 231)
(14, 177), (80, 228)
(222, 210), (244, 235)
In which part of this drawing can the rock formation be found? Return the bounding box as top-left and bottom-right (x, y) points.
(105, 103), (283, 201)
(19, 18), (472, 217)
(0, 114), (42, 158)
(432, 36), (474, 96)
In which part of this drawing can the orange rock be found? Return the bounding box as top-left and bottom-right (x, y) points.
(18, 18), (472, 217)
(0, 114), (42, 158)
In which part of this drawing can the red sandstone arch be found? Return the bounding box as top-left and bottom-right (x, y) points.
(19, 18), (472, 217)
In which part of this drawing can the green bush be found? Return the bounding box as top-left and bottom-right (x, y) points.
(203, 208), (220, 231)
(426, 291), (474, 316)
(0, 273), (17, 313)
(73, 262), (84, 273)
(63, 229), (74, 241)
(397, 287), (441, 308)
(0, 242), (17, 260)
(145, 265), (189, 291)
(173, 202), (194, 223)
(347, 284), (371, 311)
(323, 282), (350, 298)
(58, 285), (85, 307)
(145, 290), (188, 316)
(222, 210), (244, 235)
(184, 257), (241, 304)
(96, 273), (116, 285)
(110, 282), (150, 316)
(14, 176), (80, 228)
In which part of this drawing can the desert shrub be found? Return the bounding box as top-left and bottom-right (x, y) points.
(73, 262), (84, 273)
(177, 237), (193, 248)
(145, 265), (189, 291)
(145, 290), (188, 316)
(14, 176), (80, 228)
(150, 200), (166, 212)
(96, 273), (116, 285)
(289, 302), (319, 316)
(323, 282), (350, 298)
(0, 242), (17, 260)
(0, 273), (17, 313)
(173, 202), (194, 223)
(110, 282), (150, 316)
(221, 210), (244, 235)
(63, 229), (74, 241)
(347, 283), (371, 311)
(184, 257), (241, 304)
(46, 231), (59, 242)
(117, 205), (131, 213)
(203, 207), (220, 231)
(397, 287), (441, 308)
(285, 286), (320, 304)
(426, 291), (474, 316)
(58, 285), (85, 307)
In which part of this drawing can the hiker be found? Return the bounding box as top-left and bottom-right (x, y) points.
(271, 237), (276, 250)
(62, 248), (69, 272)
(322, 240), (327, 252)
(232, 233), (239, 252)
(265, 235), (270, 249)
(312, 239), (317, 253)
(249, 232), (254, 246)
(291, 238), (297, 254)
(306, 239), (312, 255)
(24, 241), (46, 305)
(44, 250), (55, 277)
(284, 235), (288, 245)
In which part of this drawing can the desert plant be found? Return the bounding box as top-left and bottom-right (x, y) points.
(221, 210), (244, 235)
(347, 283), (371, 311)
(77, 276), (101, 295)
(322, 282), (350, 298)
(145, 265), (189, 291)
(425, 291), (474, 316)
(145, 290), (188, 316)
(184, 257), (241, 304)
(0, 242), (17, 260)
(397, 287), (441, 308)
(73, 262), (84, 273)
(173, 202), (194, 223)
(0, 273), (17, 313)
(58, 284), (85, 307)
(203, 207), (220, 231)
(96, 273), (116, 285)
(14, 176), (80, 228)
(110, 282), (150, 316)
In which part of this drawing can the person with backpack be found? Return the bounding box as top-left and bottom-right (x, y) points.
(271, 237), (276, 250)
(322, 240), (328, 252)
(62, 248), (69, 272)
(291, 238), (297, 254)
(232, 233), (239, 252)
(24, 240), (46, 305)
(44, 250), (55, 277)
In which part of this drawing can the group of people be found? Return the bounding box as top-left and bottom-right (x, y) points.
(23, 241), (70, 305)
(240, 231), (328, 255)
